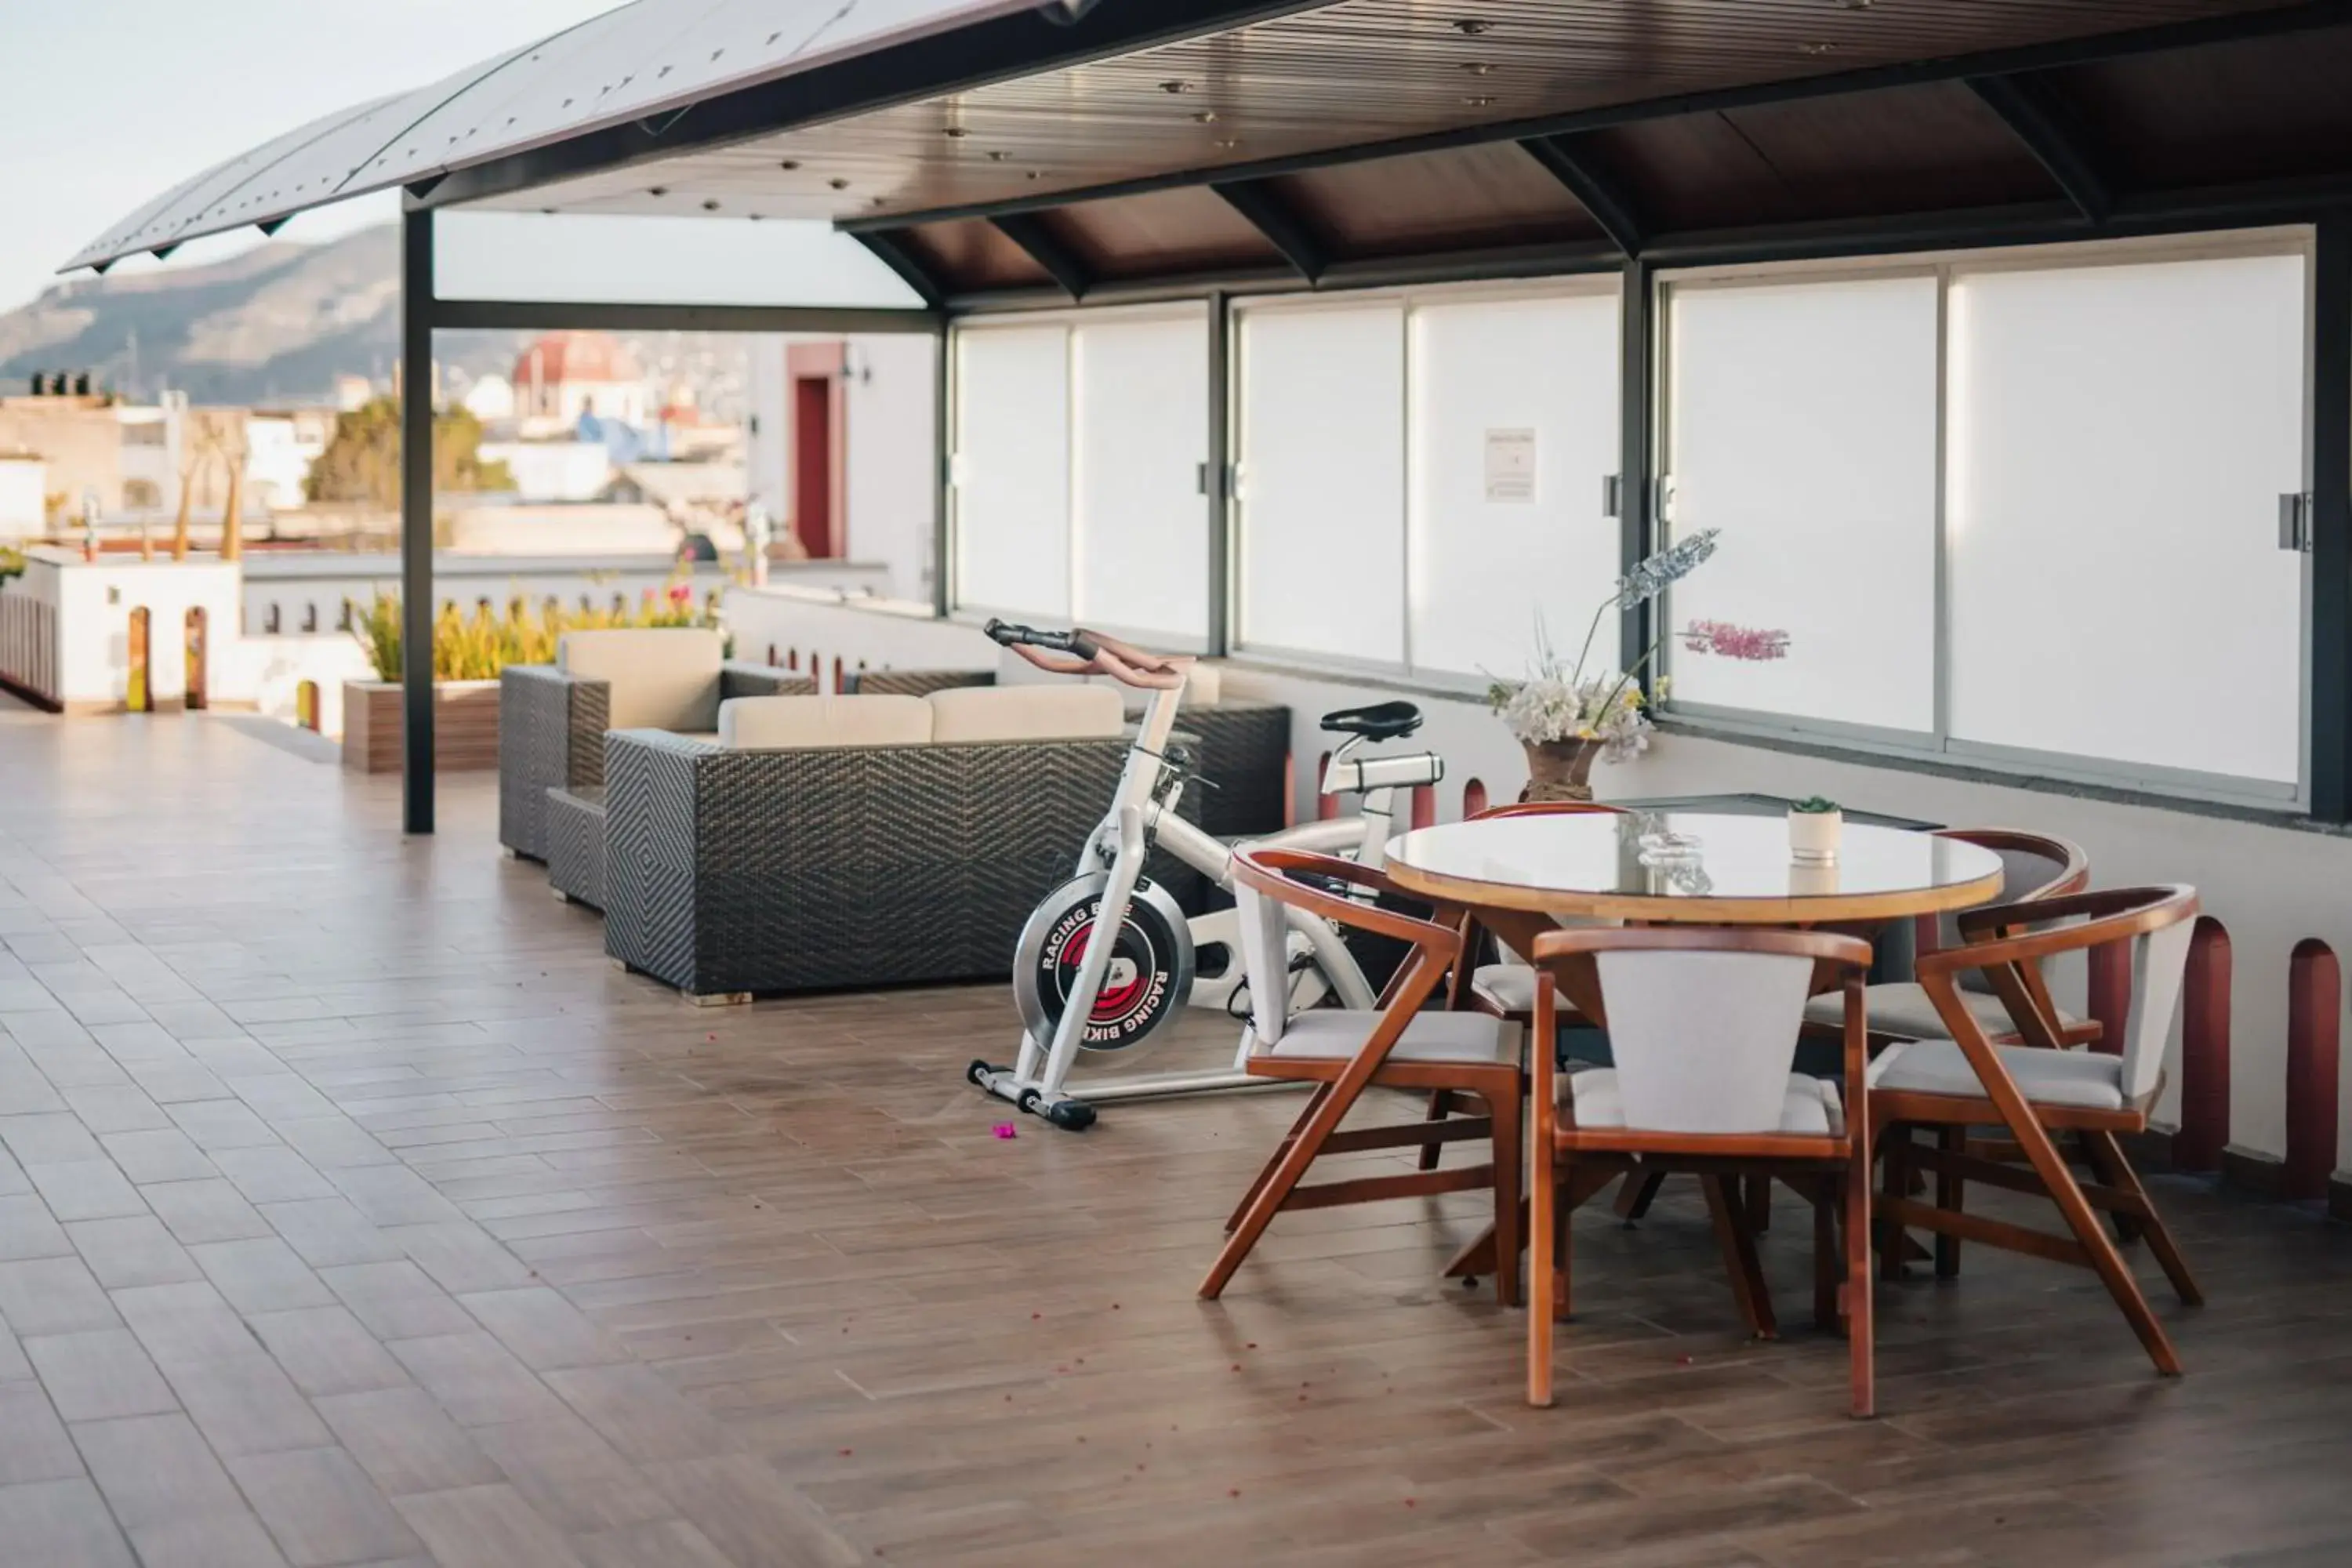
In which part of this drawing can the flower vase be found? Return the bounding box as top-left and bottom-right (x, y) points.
(1522, 739), (1603, 804)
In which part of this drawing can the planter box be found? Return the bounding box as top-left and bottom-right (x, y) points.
(342, 680), (501, 775)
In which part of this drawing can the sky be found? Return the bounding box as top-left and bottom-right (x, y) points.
(0, 0), (625, 314)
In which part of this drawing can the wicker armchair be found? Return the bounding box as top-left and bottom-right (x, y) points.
(499, 633), (812, 861)
(602, 730), (1138, 1001)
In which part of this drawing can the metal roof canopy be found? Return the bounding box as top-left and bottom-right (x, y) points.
(63, 0), (1050, 273)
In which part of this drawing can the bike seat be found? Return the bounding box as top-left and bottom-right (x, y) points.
(1319, 700), (1423, 742)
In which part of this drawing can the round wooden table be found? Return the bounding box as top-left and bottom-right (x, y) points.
(1383, 809), (2004, 927)
(1383, 809), (2005, 1287)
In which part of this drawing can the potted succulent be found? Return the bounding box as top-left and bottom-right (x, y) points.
(1788, 796), (1843, 863)
(1486, 529), (1791, 802)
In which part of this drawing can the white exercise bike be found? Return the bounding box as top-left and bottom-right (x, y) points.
(967, 620), (1444, 1131)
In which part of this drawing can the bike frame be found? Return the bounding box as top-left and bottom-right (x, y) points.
(980, 678), (1448, 1118)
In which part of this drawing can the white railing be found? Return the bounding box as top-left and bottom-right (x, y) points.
(0, 593), (59, 707)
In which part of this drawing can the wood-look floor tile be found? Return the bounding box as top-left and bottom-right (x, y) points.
(0, 1381), (87, 1485)
(160, 1353), (335, 1457)
(24, 1329), (179, 1421)
(0, 1193), (76, 1261)
(259, 1197), (406, 1269)
(126, 1512), (296, 1568)
(313, 1388), (505, 1497)
(572, 1519), (739, 1568)
(245, 1306), (412, 1398)
(391, 1483), (586, 1568)
(187, 1236), (337, 1313)
(641, 1454), (865, 1568)
(227, 1444), (426, 1566)
(469, 1412), (678, 1534)
(66, 1214), (203, 1288)
(0, 1255), (121, 1334)
(67, 1411), (247, 1529)
(96, 1128), (217, 1185)
(139, 1178), (274, 1245)
(24, 1160), (148, 1221)
(60, 1086), (172, 1135)
(458, 1287), (630, 1372)
(0, 1476), (137, 1567)
(386, 1330), (566, 1428)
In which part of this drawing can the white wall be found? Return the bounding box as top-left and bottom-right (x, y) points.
(0, 457), (44, 536)
(28, 551), (243, 707)
(745, 333), (938, 603)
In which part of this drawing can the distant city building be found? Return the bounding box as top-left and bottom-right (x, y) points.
(333, 374), (375, 412)
(514, 331), (649, 429)
(462, 372), (516, 423)
(746, 335), (937, 601)
(0, 455), (45, 538)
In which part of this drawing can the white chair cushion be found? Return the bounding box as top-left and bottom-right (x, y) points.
(1561, 1066), (1843, 1137)
(925, 684), (1126, 743)
(1265, 1010), (1518, 1066)
(1867, 1039), (2128, 1110)
(718, 695), (932, 750)
(1804, 982), (2079, 1041)
(1474, 963), (1537, 1014)
(557, 627), (724, 731)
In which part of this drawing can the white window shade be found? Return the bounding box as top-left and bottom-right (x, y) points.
(1072, 311), (1210, 644)
(1664, 274), (1941, 734)
(1946, 252), (2307, 786)
(1407, 291), (1621, 681)
(1236, 303), (1406, 665)
(953, 324), (1070, 619)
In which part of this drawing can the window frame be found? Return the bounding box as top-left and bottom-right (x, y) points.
(1225, 271), (1625, 691)
(1653, 227), (2316, 814)
(945, 299), (1215, 655)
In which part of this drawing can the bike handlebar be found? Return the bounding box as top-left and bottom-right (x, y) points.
(982, 619), (1190, 691)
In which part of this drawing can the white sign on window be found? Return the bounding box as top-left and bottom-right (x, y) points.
(1483, 427), (1536, 502)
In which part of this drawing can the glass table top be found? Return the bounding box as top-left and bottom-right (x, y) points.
(1385, 810), (2006, 920)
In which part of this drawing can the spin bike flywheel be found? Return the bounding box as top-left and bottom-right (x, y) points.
(1012, 874), (1195, 1053)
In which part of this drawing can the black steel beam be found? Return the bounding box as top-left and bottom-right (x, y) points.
(853, 230), (946, 309)
(399, 208), (436, 837)
(1965, 72), (2114, 222)
(1210, 180), (1325, 281)
(424, 0), (1330, 212)
(1519, 135), (1645, 256)
(1205, 290), (1231, 655)
(2311, 212), (2351, 821)
(992, 212), (1091, 299)
(1619, 258), (1655, 680)
(933, 328), (953, 618)
(430, 299), (939, 333)
(843, 1), (2352, 236)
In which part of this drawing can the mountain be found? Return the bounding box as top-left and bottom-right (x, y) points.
(0, 226), (753, 417)
(3, 229), (422, 404)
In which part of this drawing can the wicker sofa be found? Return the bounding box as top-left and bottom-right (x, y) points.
(601, 684), (1189, 1001)
(499, 628), (813, 862)
(837, 665), (1290, 843)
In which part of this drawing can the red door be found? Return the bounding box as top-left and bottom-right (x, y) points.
(793, 375), (834, 559)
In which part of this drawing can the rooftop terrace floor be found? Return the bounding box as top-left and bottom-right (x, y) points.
(2, 706), (2351, 1566)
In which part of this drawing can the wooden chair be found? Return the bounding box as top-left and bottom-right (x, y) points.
(1867, 885), (2202, 1374)
(1200, 847), (1526, 1306)
(1803, 829), (2096, 1048)
(1527, 927), (1878, 1418)
(1418, 800), (1624, 1177)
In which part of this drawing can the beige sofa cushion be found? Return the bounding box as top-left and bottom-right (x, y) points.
(558, 628), (724, 731)
(926, 684), (1125, 743)
(719, 695), (933, 750)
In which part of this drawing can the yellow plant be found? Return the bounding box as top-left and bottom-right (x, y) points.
(351, 573), (720, 684)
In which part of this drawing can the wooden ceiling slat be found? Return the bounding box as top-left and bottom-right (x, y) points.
(2046, 28), (2352, 190)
